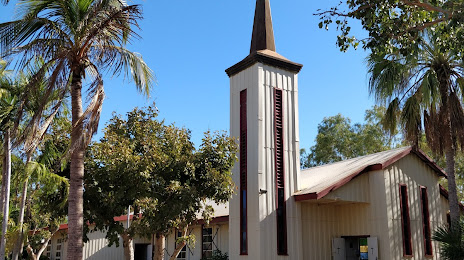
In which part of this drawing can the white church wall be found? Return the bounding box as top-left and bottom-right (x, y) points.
(229, 63), (260, 260)
(83, 228), (125, 260)
(383, 154), (446, 260)
(323, 173), (370, 203)
(229, 63), (303, 260)
(300, 155), (448, 260)
(300, 169), (391, 259)
(257, 64), (303, 260)
(48, 221), (229, 260)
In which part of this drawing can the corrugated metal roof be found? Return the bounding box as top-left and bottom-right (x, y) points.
(294, 146), (446, 201)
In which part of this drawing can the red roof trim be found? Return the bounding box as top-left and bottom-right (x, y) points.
(57, 215), (229, 231)
(294, 147), (447, 202)
(294, 192), (317, 202)
(195, 216), (229, 226)
(439, 184), (464, 211)
(410, 149), (447, 177)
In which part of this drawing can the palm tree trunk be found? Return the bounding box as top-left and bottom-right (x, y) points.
(154, 233), (165, 260)
(12, 152), (32, 260)
(0, 128), (12, 260)
(446, 144), (460, 230)
(67, 69), (84, 260)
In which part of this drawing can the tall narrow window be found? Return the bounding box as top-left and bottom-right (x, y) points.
(274, 88), (287, 255)
(175, 230), (187, 260)
(400, 184), (413, 256)
(45, 241), (52, 259)
(239, 89), (248, 255)
(420, 186), (433, 256)
(202, 226), (213, 258)
(55, 238), (63, 260)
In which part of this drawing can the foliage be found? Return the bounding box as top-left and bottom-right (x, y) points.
(12, 118), (70, 260)
(0, 1), (154, 258)
(367, 32), (464, 227)
(302, 106), (397, 168)
(316, 0), (464, 55)
(84, 104), (237, 258)
(200, 250), (229, 260)
(433, 217), (464, 260)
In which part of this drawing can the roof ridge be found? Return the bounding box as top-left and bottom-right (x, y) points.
(301, 146), (411, 172)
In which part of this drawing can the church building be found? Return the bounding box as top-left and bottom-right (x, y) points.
(46, 0), (452, 259)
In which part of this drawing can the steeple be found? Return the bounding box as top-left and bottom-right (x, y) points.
(250, 0), (276, 53)
(225, 0), (302, 77)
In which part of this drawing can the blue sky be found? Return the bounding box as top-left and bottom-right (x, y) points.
(0, 0), (374, 151)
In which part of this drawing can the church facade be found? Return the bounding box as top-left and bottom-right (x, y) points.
(46, 0), (452, 259)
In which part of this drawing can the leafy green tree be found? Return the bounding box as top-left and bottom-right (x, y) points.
(367, 33), (464, 229)
(0, 1), (154, 258)
(315, 0), (464, 55)
(85, 105), (237, 260)
(302, 106), (396, 168)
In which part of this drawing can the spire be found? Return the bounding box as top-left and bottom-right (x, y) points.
(250, 0), (275, 53)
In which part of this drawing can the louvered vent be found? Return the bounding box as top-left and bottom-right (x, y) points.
(274, 88), (287, 255)
(274, 88), (284, 189)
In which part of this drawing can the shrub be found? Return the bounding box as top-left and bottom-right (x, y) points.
(200, 250), (228, 260)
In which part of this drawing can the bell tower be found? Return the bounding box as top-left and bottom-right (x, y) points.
(226, 1), (303, 259)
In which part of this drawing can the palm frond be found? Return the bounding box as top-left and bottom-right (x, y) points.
(424, 108), (445, 155)
(367, 55), (408, 103)
(100, 45), (154, 97)
(401, 94), (422, 146)
(382, 98), (400, 136)
(433, 219), (464, 260)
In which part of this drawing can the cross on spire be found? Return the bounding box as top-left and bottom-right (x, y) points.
(250, 0), (275, 53)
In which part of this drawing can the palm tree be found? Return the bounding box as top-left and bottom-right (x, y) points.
(0, 74), (20, 260)
(433, 218), (464, 260)
(368, 34), (464, 230)
(0, 1), (153, 259)
(11, 68), (64, 260)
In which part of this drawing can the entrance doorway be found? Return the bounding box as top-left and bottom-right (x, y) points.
(345, 237), (360, 260)
(134, 243), (151, 260)
(333, 236), (376, 260)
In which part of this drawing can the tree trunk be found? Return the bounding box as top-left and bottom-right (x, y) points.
(169, 228), (187, 260)
(154, 233), (165, 260)
(122, 233), (134, 260)
(26, 245), (38, 260)
(27, 226), (57, 260)
(445, 144), (460, 230)
(0, 128), (12, 260)
(67, 69), (84, 260)
(12, 153), (32, 260)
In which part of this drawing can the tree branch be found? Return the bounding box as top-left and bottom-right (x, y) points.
(401, 0), (453, 18)
(315, 1), (452, 19)
(169, 227), (188, 260)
